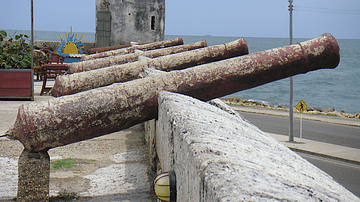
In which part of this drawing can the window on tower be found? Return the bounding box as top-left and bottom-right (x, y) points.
(151, 16), (155, 30)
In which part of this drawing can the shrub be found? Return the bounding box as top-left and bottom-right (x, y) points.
(0, 30), (38, 69)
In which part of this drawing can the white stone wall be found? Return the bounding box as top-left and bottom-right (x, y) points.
(152, 91), (359, 201)
(96, 0), (165, 46)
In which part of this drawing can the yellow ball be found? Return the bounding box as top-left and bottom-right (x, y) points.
(154, 172), (171, 201)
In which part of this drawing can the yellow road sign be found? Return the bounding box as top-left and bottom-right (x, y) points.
(296, 100), (308, 113)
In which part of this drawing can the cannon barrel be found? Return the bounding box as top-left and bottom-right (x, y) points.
(51, 38), (249, 97)
(69, 40), (208, 74)
(89, 42), (149, 54)
(81, 37), (184, 61)
(6, 33), (339, 152)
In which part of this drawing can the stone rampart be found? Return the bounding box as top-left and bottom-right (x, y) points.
(144, 91), (359, 201)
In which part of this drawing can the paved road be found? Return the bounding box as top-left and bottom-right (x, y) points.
(239, 111), (360, 149)
(297, 152), (360, 198)
(238, 111), (360, 198)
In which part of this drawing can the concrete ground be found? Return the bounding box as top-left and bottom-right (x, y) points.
(0, 80), (155, 201)
(0, 80), (359, 201)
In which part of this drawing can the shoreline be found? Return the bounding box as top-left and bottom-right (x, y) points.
(220, 97), (360, 119)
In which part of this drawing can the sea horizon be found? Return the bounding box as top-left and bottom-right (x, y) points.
(4, 29), (360, 40)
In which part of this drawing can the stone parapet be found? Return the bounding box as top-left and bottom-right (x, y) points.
(148, 91), (358, 201)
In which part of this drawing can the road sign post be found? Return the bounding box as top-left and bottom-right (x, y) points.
(300, 113), (303, 141)
(296, 100), (308, 142)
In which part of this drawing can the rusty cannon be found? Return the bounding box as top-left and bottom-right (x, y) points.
(89, 42), (149, 54)
(81, 37), (184, 61)
(51, 38), (249, 97)
(5, 33), (339, 152)
(68, 40), (208, 74)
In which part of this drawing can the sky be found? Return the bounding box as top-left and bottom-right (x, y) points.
(0, 0), (359, 39)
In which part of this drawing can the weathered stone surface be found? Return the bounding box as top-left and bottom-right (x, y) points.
(306, 107), (320, 112)
(155, 91), (359, 201)
(324, 107), (335, 113)
(6, 33), (339, 151)
(143, 119), (157, 175)
(81, 37), (184, 61)
(51, 38), (248, 97)
(17, 150), (50, 202)
(95, 0), (165, 47)
(68, 40), (207, 74)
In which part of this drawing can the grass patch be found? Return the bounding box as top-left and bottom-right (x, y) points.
(52, 158), (78, 170)
(56, 189), (78, 200)
(52, 158), (97, 170)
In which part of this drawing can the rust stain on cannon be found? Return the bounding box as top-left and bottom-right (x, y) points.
(51, 38), (248, 97)
(69, 40), (207, 74)
(81, 37), (184, 61)
(6, 33), (339, 152)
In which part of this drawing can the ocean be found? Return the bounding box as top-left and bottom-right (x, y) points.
(4, 30), (360, 114)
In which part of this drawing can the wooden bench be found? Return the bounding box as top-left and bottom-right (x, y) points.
(40, 64), (69, 95)
(40, 51), (69, 95)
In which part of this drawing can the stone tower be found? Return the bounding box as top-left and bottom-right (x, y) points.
(95, 0), (165, 47)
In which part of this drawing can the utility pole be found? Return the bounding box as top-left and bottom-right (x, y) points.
(288, 0), (294, 142)
(31, 0), (34, 70)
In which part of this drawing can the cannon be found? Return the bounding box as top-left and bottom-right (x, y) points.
(68, 40), (208, 74)
(89, 42), (149, 54)
(5, 33), (339, 152)
(51, 38), (249, 97)
(81, 37), (184, 61)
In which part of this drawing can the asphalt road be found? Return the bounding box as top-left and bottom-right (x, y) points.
(239, 111), (360, 149)
(238, 111), (360, 198)
(297, 152), (360, 198)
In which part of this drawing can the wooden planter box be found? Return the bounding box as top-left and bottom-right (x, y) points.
(0, 69), (34, 100)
